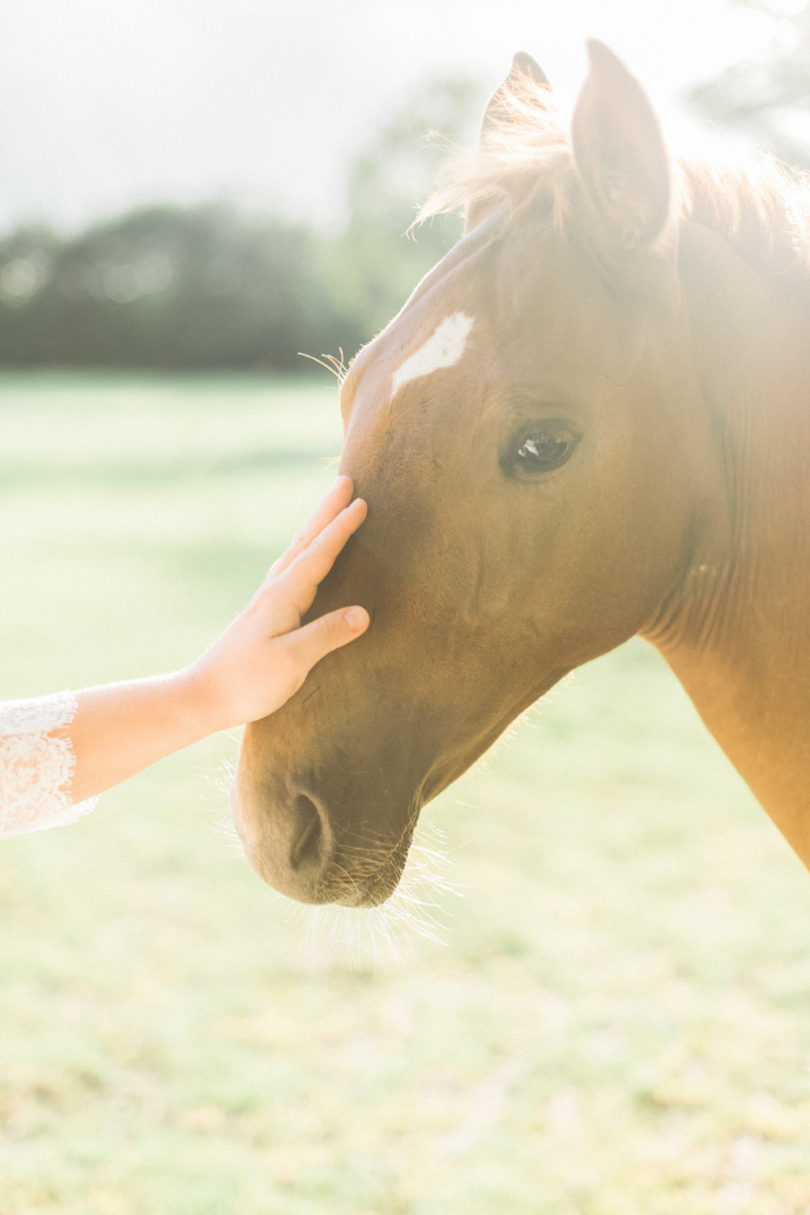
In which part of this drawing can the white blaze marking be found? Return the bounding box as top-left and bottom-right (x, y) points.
(392, 312), (474, 396)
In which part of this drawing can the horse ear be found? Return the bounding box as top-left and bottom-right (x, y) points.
(466, 52), (553, 233)
(479, 51), (552, 142)
(571, 39), (670, 257)
(513, 51), (550, 88)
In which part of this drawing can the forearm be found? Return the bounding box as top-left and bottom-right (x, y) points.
(5, 477), (368, 820)
(67, 670), (216, 804)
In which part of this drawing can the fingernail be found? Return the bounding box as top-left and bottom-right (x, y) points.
(344, 607), (369, 631)
(324, 475), (350, 501)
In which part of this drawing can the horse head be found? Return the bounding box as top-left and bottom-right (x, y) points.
(233, 42), (726, 905)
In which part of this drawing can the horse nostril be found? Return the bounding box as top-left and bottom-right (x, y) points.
(290, 794), (325, 872)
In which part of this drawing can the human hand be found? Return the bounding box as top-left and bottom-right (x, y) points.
(186, 477), (368, 731)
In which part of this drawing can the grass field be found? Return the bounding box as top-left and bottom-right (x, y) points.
(2, 371), (810, 1214)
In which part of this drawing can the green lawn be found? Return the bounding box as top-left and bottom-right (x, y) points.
(2, 371), (810, 1214)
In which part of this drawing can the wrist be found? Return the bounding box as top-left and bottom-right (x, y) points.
(173, 660), (236, 739)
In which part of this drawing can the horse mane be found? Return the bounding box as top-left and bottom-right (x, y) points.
(682, 160), (810, 279)
(421, 74), (810, 282)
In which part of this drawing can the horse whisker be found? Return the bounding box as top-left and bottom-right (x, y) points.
(297, 349), (348, 385)
(287, 824), (463, 969)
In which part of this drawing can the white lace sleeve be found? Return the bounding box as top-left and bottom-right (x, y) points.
(0, 691), (98, 839)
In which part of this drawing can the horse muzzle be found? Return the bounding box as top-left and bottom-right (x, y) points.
(230, 776), (416, 908)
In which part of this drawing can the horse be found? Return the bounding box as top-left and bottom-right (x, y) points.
(233, 40), (810, 909)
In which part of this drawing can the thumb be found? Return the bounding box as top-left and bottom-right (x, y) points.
(284, 605), (370, 672)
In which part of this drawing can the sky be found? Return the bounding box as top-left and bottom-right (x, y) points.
(0, 0), (781, 235)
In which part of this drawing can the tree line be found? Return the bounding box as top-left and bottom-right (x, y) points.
(1, 13), (806, 374)
(0, 206), (384, 371)
(0, 79), (476, 372)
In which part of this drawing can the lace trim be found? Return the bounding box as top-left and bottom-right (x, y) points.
(0, 691), (98, 839)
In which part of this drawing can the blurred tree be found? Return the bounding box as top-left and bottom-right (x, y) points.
(0, 74), (482, 370)
(0, 227), (64, 364)
(687, 1), (810, 167)
(0, 206), (352, 370)
(0, 205), (350, 370)
(326, 75), (482, 348)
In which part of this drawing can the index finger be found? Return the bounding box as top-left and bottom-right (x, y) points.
(269, 475), (356, 579)
(281, 496), (367, 614)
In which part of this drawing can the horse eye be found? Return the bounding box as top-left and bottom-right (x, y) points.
(501, 422), (581, 480)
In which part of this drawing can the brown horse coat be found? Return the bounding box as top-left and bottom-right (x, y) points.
(235, 42), (810, 905)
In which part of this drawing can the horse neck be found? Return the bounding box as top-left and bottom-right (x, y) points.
(648, 219), (810, 867)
